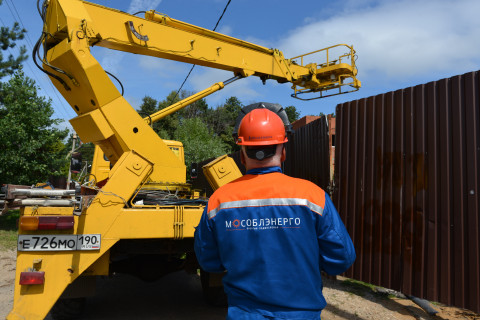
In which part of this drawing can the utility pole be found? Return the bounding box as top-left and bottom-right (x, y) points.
(66, 133), (77, 190)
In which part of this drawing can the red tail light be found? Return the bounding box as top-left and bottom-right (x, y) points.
(37, 216), (57, 230)
(19, 271), (45, 285)
(19, 216), (74, 231)
(56, 216), (75, 230)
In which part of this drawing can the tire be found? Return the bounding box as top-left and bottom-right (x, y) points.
(200, 270), (228, 307)
(50, 297), (86, 320)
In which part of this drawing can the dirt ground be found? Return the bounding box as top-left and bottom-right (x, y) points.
(1, 249), (479, 320)
(0, 250), (15, 319)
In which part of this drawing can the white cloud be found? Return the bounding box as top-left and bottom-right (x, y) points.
(278, 0), (480, 85)
(217, 25), (233, 36)
(124, 94), (143, 111)
(127, 0), (162, 14)
(99, 50), (126, 74)
(244, 36), (273, 50)
(137, 56), (187, 78)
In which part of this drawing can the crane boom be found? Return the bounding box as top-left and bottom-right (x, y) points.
(35, 0), (360, 184)
(42, 1), (359, 92)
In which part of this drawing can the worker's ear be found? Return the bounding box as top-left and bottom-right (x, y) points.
(280, 145), (286, 162)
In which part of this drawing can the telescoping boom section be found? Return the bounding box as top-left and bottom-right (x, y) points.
(7, 0), (361, 319)
(37, 0), (360, 178)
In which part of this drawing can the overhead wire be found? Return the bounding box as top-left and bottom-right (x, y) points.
(0, 9), (71, 120)
(1, 0), (73, 120)
(169, 0), (233, 103)
(212, 0), (233, 32)
(5, 0), (36, 49)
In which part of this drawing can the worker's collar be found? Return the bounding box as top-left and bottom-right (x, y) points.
(246, 166), (282, 175)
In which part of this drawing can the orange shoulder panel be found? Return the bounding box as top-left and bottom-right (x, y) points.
(207, 172), (325, 213)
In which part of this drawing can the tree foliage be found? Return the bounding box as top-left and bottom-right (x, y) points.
(154, 90), (184, 139)
(205, 96), (243, 152)
(0, 72), (69, 184)
(0, 0), (27, 79)
(139, 90), (211, 140)
(174, 118), (227, 168)
(285, 105), (300, 123)
(139, 95), (166, 137)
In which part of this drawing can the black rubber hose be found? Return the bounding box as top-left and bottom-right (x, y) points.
(406, 295), (439, 316)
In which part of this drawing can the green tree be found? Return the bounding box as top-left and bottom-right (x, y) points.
(174, 118), (227, 170)
(155, 91), (183, 139)
(285, 105), (300, 123)
(0, 0), (27, 79)
(138, 95), (168, 137)
(138, 96), (158, 116)
(206, 96), (243, 152)
(154, 90), (210, 139)
(180, 93), (208, 120)
(0, 71), (69, 184)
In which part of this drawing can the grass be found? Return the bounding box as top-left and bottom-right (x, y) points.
(340, 278), (378, 297)
(0, 210), (19, 250)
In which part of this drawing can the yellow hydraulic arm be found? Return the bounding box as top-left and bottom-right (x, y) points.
(145, 77), (240, 124)
(36, 0), (360, 185)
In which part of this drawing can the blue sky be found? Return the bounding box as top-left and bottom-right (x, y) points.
(1, 0), (480, 128)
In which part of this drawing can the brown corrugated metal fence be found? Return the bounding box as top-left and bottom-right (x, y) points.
(334, 70), (480, 312)
(284, 116), (330, 191)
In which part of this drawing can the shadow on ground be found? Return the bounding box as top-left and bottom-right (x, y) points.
(46, 271), (227, 320)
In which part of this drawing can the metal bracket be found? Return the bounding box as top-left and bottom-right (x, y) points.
(74, 196), (83, 216)
(127, 21), (149, 41)
(273, 49), (295, 82)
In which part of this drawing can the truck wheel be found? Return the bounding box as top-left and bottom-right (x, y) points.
(200, 270), (227, 307)
(50, 297), (86, 320)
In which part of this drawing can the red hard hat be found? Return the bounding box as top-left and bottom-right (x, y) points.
(236, 108), (288, 146)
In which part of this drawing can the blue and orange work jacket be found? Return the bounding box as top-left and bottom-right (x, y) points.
(194, 166), (355, 319)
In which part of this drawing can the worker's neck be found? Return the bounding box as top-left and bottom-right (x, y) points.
(245, 161), (281, 172)
(241, 145), (283, 171)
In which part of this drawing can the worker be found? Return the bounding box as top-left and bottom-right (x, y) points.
(194, 105), (356, 320)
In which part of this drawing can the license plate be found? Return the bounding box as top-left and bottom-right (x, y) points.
(18, 234), (101, 251)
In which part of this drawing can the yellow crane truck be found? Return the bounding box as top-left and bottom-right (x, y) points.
(7, 0), (360, 319)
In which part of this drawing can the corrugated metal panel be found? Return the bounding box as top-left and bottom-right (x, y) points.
(334, 70), (480, 312)
(327, 115), (336, 183)
(284, 116), (330, 191)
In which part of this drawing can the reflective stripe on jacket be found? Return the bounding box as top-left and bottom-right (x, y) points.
(194, 166), (355, 318)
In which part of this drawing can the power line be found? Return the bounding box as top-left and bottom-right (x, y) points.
(212, 0), (233, 32)
(5, 0), (36, 50)
(0, 45), (71, 119)
(1, 0), (73, 120)
(170, 0), (233, 103)
(0, 14), (70, 119)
